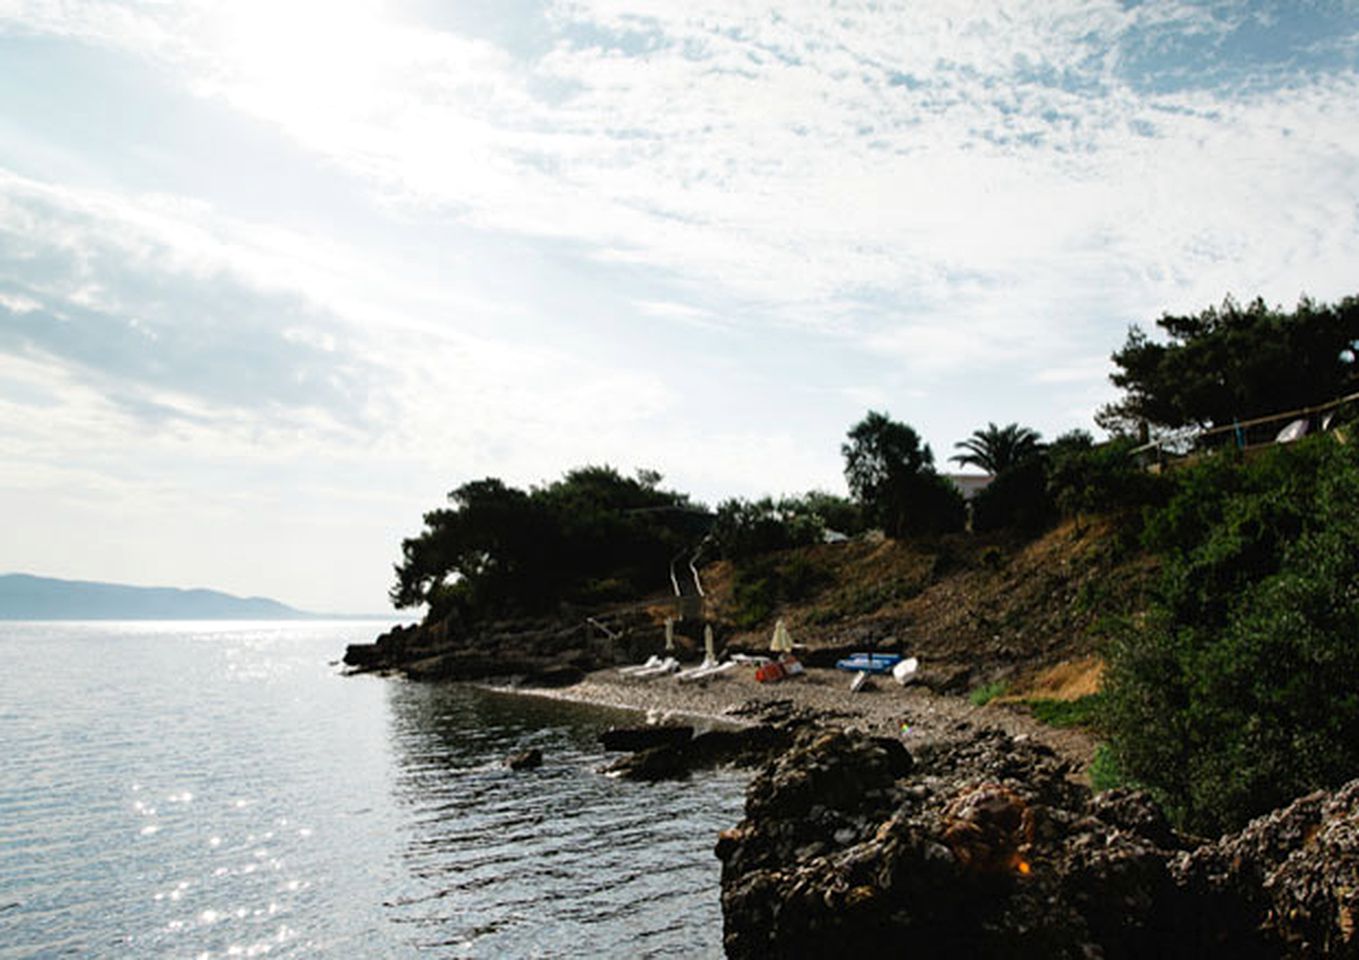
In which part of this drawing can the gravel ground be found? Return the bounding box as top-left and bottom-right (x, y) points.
(494, 663), (1099, 774)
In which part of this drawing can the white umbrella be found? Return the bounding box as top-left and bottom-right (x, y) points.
(770, 619), (793, 655)
(664, 618), (675, 652)
(704, 624), (715, 664)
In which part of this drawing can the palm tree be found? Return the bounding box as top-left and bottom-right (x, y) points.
(950, 422), (1043, 475)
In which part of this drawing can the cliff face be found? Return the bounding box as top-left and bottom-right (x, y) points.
(717, 726), (1359, 959)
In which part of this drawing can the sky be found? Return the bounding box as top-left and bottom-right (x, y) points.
(1, 0), (1357, 613)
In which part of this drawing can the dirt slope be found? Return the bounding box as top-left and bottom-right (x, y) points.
(702, 518), (1155, 694)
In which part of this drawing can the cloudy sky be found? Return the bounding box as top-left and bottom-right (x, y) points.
(2, 1), (1357, 613)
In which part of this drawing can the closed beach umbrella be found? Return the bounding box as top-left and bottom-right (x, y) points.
(771, 619), (793, 654)
(665, 618), (675, 652)
(704, 624), (715, 664)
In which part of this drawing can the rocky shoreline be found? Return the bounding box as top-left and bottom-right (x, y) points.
(347, 624), (1359, 957)
(716, 723), (1359, 958)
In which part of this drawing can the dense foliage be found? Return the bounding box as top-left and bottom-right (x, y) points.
(1104, 436), (1359, 835)
(711, 492), (863, 561)
(1044, 432), (1166, 525)
(842, 411), (965, 537)
(391, 466), (708, 621)
(1096, 295), (1359, 436)
(969, 456), (1054, 535)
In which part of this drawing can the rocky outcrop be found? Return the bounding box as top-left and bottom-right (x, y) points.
(717, 726), (1359, 958)
(603, 725), (792, 782)
(342, 607), (660, 684)
(599, 724), (695, 752)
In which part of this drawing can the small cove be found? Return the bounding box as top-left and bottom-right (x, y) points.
(0, 621), (745, 958)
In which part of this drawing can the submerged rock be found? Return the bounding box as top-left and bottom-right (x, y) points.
(505, 748), (543, 771)
(599, 724), (694, 752)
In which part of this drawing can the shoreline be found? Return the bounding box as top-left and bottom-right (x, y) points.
(482, 663), (1098, 772)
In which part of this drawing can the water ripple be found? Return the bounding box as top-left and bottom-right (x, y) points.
(0, 622), (744, 958)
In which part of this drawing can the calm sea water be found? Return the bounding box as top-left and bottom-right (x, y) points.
(0, 622), (746, 958)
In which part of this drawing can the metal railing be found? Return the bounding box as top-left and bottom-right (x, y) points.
(1129, 390), (1359, 468)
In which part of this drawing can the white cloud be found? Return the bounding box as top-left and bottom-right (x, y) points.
(2, 0), (1358, 606)
(4, 1), (1355, 381)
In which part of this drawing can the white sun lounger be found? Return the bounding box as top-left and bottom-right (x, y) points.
(618, 655), (663, 676)
(631, 656), (680, 678)
(676, 660), (737, 683)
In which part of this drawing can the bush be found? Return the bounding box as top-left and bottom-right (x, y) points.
(971, 457), (1057, 535)
(1025, 694), (1104, 729)
(1089, 743), (1125, 793)
(727, 555), (832, 628)
(970, 680), (1009, 706)
(1047, 434), (1165, 524)
(1104, 436), (1359, 834)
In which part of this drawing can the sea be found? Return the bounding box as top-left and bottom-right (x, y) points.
(0, 621), (747, 958)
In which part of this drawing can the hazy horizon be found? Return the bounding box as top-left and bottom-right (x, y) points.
(3, 1), (1357, 612)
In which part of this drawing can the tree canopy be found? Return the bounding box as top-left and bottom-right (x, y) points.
(711, 492), (862, 561)
(950, 422), (1043, 474)
(842, 411), (964, 537)
(391, 466), (708, 621)
(1096, 294), (1359, 436)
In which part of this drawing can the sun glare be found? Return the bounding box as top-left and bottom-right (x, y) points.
(204, 0), (390, 115)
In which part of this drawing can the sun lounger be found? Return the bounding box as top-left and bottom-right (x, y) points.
(630, 656), (680, 678)
(618, 655), (663, 676)
(676, 659), (737, 683)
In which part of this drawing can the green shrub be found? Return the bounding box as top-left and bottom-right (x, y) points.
(1025, 694), (1104, 729)
(1089, 743), (1125, 793)
(970, 680), (1009, 706)
(729, 570), (777, 629)
(728, 555), (832, 628)
(971, 457), (1057, 535)
(1047, 434), (1166, 525)
(1104, 435), (1359, 834)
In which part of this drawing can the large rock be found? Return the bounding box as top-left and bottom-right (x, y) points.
(603, 725), (791, 781)
(717, 726), (1359, 958)
(599, 724), (695, 752)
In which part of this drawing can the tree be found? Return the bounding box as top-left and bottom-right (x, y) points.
(1096, 294), (1359, 436)
(1105, 436), (1359, 834)
(711, 491), (864, 561)
(842, 412), (963, 537)
(390, 466), (707, 620)
(950, 422), (1043, 474)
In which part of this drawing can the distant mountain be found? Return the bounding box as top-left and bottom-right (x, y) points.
(0, 573), (315, 620)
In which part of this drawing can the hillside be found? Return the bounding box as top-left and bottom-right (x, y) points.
(702, 518), (1156, 695)
(0, 574), (310, 620)
(351, 517), (1154, 708)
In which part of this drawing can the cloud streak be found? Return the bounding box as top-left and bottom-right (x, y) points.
(7, 1), (1354, 375)
(0, 171), (381, 434)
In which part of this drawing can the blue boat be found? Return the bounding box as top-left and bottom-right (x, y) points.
(834, 652), (903, 674)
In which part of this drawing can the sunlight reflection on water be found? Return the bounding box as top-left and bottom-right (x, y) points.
(0, 622), (744, 958)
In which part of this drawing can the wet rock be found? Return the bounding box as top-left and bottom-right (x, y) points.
(522, 664), (586, 688)
(341, 642), (385, 668)
(505, 748), (542, 770)
(599, 725), (694, 752)
(602, 725), (792, 781)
